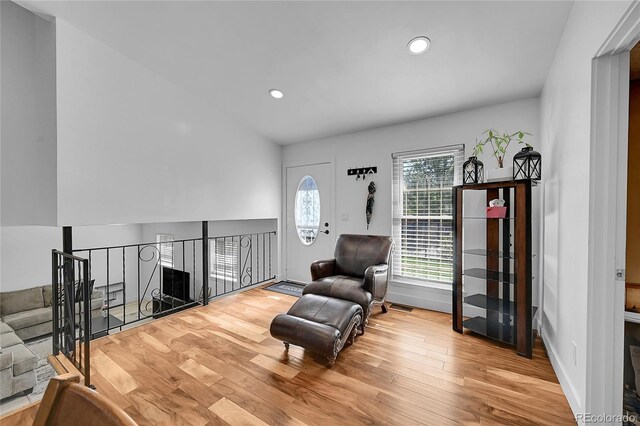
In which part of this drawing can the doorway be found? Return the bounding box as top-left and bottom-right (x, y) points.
(285, 162), (334, 283)
(587, 3), (640, 417)
(623, 41), (640, 421)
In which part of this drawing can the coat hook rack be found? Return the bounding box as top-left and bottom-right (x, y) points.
(347, 166), (377, 181)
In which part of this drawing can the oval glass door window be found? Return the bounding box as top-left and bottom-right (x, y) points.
(294, 175), (320, 245)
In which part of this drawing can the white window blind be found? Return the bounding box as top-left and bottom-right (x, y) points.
(210, 238), (238, 283)
(156, 234), (174, 267)
(392, 145), (464, 283)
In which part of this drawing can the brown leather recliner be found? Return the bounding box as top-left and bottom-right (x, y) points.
(302, 234), (394, 333)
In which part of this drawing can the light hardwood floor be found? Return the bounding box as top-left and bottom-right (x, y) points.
(71, 287), (576, 424)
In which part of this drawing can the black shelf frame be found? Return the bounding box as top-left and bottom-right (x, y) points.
(453, 180), (533, 358)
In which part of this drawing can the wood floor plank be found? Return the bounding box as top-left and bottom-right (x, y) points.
(250, 353), (299, 379)
(85, 285), (574, 425)
(90, 371), (132, 410)
(178, 358), (223, 386)
(209, 397), (269, 426)
(92, 348), (139, 394)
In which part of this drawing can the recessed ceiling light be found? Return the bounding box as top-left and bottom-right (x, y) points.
(269, 89), (284, 99)
(407, 36), (431, 55)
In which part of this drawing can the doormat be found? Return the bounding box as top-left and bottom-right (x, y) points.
(265, 281), (305, 297)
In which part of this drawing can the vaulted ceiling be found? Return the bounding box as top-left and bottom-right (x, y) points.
(19, 1), (573, 144)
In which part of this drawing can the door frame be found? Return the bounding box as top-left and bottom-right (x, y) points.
(282, 159), (336, 282)
(588, 1), (640, 417)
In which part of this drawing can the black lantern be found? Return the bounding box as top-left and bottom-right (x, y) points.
(463, 156), (484, 185)
(513, 146), (542, 181)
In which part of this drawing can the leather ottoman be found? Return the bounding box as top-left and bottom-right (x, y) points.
(270, 294), (362, 366)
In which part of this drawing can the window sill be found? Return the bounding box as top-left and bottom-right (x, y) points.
(391, 277), (452, 292)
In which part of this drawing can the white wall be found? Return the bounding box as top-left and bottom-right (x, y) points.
(538, 0), (633, 416)
(54, 19), (282, 226)
(0, 224), (144, 294)
(283, 97), (540, 312)
(73, 224), (143, 304)
(0, 218), (278, 299)
(0, 1), (57, 226)
(0, 226), (61, 291)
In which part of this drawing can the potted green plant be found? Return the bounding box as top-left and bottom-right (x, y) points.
(473, 129), (532, 182)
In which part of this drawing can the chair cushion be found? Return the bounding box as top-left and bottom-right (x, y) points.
(43, 285), (53, 307)
(287, 294), (362, 333)
(0, 321), (13, 335)
(303, 276), (372, 314)
(0, 352), (12, 370)
(0, 287), (45, 316)
(0, 343), (37, 376)
(2, 307), (52, 330)
(334, 234), (393, 277)
(0, 332), (22, 349)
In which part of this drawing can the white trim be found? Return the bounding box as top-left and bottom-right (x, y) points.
(625, 311), (640, 324)
(282, 159), (336, 282)
(587, 1), (640, 416)
(540, 331), (582, 417)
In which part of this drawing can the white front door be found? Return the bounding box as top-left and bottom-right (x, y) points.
(285, 162), (334, 283)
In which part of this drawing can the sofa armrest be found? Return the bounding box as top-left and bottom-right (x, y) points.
(363, 264), (389, 302)
(0, 352), (13, 371)
(310, 259), (337, 281)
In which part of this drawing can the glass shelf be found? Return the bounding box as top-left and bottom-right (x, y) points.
(462, 217), (514, 220)
(463, 268), (516, 284)
(464, 294), (514, 314)
(462, 316), (514, 345)
(463, 249), (536, 259)
(463, 249), (515, 259)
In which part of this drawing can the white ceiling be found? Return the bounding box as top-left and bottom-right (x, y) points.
(19, 1), (573, 145)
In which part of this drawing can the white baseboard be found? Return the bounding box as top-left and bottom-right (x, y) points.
(539, 330), (581, 420)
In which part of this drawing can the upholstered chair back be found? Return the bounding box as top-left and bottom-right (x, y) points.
(334, 234), (393, 278)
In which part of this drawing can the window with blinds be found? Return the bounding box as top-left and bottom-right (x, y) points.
(392, 145), (464, 283)
(156, 234), (174, 267)
(210, 238), (238, 283)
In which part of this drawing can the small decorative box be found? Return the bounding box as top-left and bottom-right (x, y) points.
(486, 206), (507, 218)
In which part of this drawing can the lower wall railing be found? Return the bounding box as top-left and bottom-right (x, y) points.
(207, 232), (277, 300)
(60, 230), (275, 331)
(53, 229), (276, 387)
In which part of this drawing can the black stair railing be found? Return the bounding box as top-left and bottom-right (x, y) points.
(51, 249), (91, 387)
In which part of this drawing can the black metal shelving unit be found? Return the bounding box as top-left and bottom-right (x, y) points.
(452, 180), (536, 358)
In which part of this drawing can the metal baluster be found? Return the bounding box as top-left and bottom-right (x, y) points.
(137, 245), (141, 321)
(107, 249), (110, 332)
(122, 246), (126, 329)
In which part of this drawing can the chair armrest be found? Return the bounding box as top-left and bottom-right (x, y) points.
(0, 352), (13, 371)
(363, 264), (390, 302)
(310, 259), (337, 281)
